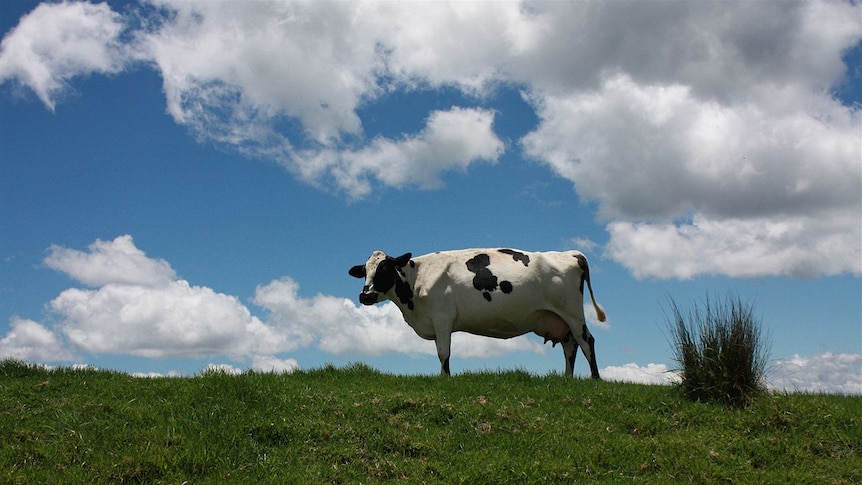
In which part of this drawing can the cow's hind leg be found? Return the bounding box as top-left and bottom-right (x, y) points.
(562, 337), (577, 377)
(580, 323), (600, 379)
(434, 333), (452, 376)
(559, 312), (600, 380)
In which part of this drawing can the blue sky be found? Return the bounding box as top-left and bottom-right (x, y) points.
(1, 1), (860, 393)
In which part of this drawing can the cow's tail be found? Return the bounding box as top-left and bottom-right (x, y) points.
(578, 253), (606, 322)
(586, 275), (606, 322)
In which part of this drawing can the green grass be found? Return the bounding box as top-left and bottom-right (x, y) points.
(2, 359), (859, 484)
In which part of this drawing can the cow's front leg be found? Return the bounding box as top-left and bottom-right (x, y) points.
(434, 332), (452, 376)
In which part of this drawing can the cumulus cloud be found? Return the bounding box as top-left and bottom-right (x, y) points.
(293, 107), (504, 197)
(522, 74), (861, 279)
(201, 363), (244, 376)
(0, 0), (129, 110)
(0, 317), (78, 362)
(601, 362), (679, 386)
(606, 213), (862, 280)
(135, 1), (510, 197)
(770, 353), (862, 395)
(523, 75), (860, 220)
(16, 235), (288, 362)
(512, 1), (862, 279)
(50, 281), (283, 359)
(45, 235), (176, 287)
(508, 1), (861, 96)
(376, 1), (532, 92)
(2, 1), (861, 279)
(140, 0), (380, 145)
(250, 356), (300, 374)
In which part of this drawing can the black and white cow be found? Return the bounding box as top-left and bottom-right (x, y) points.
(349, 248), (607, 378)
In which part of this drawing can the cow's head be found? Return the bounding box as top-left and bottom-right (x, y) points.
(349, 250), (413, 306)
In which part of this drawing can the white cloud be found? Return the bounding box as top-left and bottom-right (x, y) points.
(293, 107), (504, 197)
(523, 73), (861, 279)
(140, 0), (380, 145)
(511, 1), (861, 280)
(512, 1), (862, 279)
(523, 76), (860, 220)
(0, 317), (77, 362)
(34, 236), (289, 361)
(50, 280), (284, 359)
(770, 353), (862, 395)
(131, 371), (180, 378)
(0, 0), (128, 110)
(201, 363), (244, 376)
(606, 213), (862, 280)
(45, 235), (176, 287)
(505, 1), (862, 99)
(376, 1), (532, 92)
(251, 356), (300, 374)
(601, 362), (679, 386)
(135, 1), (511, 196)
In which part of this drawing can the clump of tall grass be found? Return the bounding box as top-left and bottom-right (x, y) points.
(666, 293), (770, 408)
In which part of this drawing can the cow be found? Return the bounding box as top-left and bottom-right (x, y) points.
(349, 248), (607, 378)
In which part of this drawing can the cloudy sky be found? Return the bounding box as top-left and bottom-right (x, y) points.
(1, 0), (859, 393)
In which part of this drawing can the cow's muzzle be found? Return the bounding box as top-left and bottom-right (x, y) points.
(359, 292), (379, 305)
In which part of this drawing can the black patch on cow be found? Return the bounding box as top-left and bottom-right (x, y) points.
(498, 249), (530, 266)
(373, 257), (415, 310)
(372, 259), (397, 293)
(349, 264), (366, 278)
(466, 253), (516, 301)
(466, 253), (499, 301)
(394, 276), (414, 310)
(394, 252), (412, 268)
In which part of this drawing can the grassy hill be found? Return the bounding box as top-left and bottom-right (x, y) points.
(2, 359), (859, 483)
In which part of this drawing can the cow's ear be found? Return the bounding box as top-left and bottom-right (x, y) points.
(394, 253), (412, 268)
(349, 265), (366, 278)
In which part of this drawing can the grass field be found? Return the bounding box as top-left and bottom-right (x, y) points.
(1, 359), (859, 483)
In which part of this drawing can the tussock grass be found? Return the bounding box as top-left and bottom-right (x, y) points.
(667, 293), (770, 408)
(2, 359), (860, 483)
